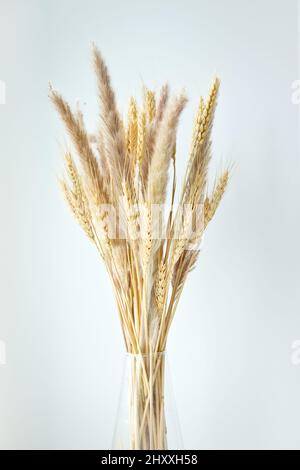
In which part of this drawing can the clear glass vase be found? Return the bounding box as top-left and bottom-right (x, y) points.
(112, 352), (183, 450)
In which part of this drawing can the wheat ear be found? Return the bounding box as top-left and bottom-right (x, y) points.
(204, 169), (229, 227)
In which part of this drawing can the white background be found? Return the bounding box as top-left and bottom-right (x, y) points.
(0, 0), (300, 449)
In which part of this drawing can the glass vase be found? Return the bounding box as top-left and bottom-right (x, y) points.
(112, 352), (182, 450)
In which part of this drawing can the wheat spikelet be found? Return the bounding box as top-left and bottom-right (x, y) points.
(197, 78), (219, 146)
(127, 97), (138, 157)
(92, 46), (126, 184)
(64, 154), (111, 254)
(60, 153), (95, 241)
(140, 84), (169, 187)
(204, 170), (229, 227)
(155, 261), (167, 313)
(190, 96), (205, 155)
(64, 185), (94, 241)
(145, 89), (156, 123)
(148, 94), (187, 205)
(182, 78), (220, 206)
(64, 152), (82, 195)
(142, 204), (153, 269)
(155, 83), (169, 125)
(50, 90), (108, 207)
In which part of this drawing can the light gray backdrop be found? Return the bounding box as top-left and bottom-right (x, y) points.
(0, 0), (300, 449)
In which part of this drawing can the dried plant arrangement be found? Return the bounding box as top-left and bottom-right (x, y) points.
(50, 46), (230, 450)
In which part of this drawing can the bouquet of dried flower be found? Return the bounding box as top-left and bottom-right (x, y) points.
(50, 46), (229, 450)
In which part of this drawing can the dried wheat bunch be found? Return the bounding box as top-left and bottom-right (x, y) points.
(50, 46), (230, 355)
